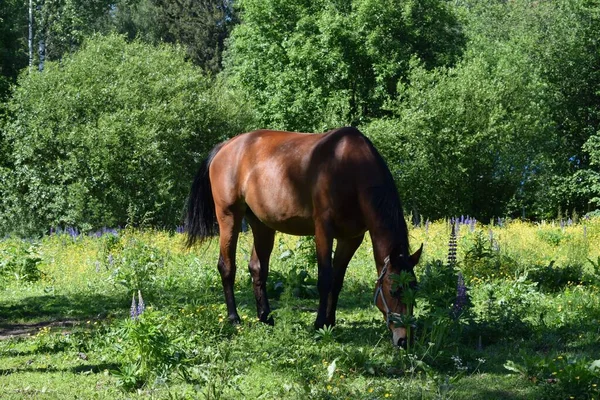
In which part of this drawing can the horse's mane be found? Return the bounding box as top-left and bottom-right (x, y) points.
(362, 135), (410, 258)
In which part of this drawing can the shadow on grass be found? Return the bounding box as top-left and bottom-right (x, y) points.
(0, 362), (120, 376)
(71, 362), (120, 374)
(0, 365), (60, 376)
(0, 292), (128, 338)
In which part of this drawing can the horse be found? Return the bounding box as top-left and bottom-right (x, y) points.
(185, 126), (422, 347)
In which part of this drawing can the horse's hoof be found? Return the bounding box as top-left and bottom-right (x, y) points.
(228, 315), (241, 325)
(260, 315), (274, 326)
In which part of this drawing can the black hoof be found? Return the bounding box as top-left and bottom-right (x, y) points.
(259, 315), (274, 326)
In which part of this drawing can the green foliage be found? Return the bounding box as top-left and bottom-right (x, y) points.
(33, 0), (115, 64)
(224, 0), (464, 131)
(112, 309), (191, 390)
(152, 0), (237, 73)
(527, 261), (586, 292)
(366, 47), (553, 219)
(412, 259), (468, 359)
(505, 355), (600, 400)
(471, 276), (541, 343)
(0, 0), (28, 100)
(0, 34), (255, 235)
(276, 236), (318, 299)
(0, 239), (43, 284)
(1, 221), (600, 398)
(106, 234), (168, 295)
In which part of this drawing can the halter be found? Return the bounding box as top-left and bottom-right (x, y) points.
(374, 255), (398, 327)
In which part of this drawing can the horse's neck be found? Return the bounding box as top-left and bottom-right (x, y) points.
(369, 229), (406, 272)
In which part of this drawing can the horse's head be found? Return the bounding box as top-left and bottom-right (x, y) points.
(374, 244), (422, 348)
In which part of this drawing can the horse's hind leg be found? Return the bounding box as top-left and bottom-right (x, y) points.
(247, 218), (275, 325)
(216, 206), (244, 324)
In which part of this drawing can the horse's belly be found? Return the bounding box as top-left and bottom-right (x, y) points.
(260, 217), (315, 236)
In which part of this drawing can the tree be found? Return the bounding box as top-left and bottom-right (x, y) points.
(460, 0), (600, 217)
(0, 0), (28, 99)
(224, 0), (464, 132)
(366, 52), (554, 220)
(33, 0), (114, 67)
(0, 34), (256, 236)
(153, 0), (237, 73)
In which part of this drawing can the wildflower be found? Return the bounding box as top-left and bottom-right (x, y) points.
(452, 272), (468, 319)
(130, 293), (138, 320)
(137, 290), (145, 316)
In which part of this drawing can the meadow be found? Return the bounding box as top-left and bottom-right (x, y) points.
(0, 218), (599, 399)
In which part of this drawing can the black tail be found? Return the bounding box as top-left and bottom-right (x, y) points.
(185, 144), (223, 248)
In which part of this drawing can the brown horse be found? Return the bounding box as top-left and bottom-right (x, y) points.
(185, 127), (422, 347)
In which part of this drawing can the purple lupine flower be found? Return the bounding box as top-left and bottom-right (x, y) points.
(425, 219), (430, 234)
(137, 290), (145, 316)
(95, 261), (100, 273)
(66, 226), (79, 238)
(452, 272), (468, 319)
(455, 219), (460, 241)
(584, 225), (587, 239)
(108, 254), (114, 267)
(470, 218), (476, 232)
(130, 293), (138, 320)
(567, 218), (573, 226)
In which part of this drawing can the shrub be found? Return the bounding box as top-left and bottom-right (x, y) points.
(0, 239), (43, 284)
(0, 34), (256, 236)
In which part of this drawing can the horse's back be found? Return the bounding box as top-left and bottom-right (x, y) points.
(209, 128), (382, 237)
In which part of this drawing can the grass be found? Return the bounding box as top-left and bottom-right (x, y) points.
(1, 219), (599, 399)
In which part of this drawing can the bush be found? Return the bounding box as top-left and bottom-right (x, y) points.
(0, 34), (256, 236)
(0, 239), (43, 284)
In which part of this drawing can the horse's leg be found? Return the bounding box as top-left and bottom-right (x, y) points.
(326, 234), (365, 326)
(247, 219), (275, 325)
(314, 221), (334, 329)
(216, 206), (244, 324)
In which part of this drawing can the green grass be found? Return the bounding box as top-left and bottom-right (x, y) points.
(1, 220), (600, 399)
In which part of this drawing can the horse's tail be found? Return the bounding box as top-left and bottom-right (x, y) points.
(185, 144), (224, 248)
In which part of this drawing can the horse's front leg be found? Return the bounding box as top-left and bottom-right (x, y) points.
(325, 234), (365, 326)
(314, 222), (334, 329)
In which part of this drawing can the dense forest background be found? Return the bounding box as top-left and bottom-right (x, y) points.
(0, 0), (599, 235)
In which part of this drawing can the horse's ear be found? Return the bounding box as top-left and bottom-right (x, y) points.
(410, 244), (423, 266)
